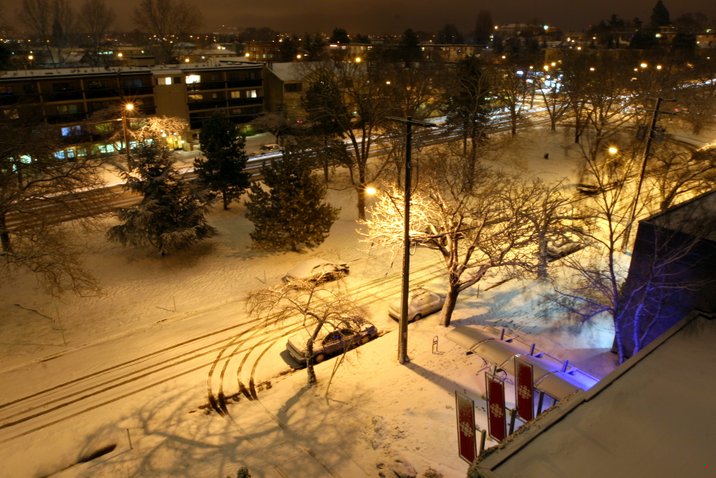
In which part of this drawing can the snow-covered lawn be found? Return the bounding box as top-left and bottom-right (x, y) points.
(0, 126), (655, 477)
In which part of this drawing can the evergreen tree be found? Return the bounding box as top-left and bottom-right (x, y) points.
(329, 27), (350, 44)
(245, 145), (339, 251)
(194, 112), (251, 210)
(436, 24), (464, 44)
(397, 28), (422, 63)
(474, 10), (494, 45)
(108, 142), (216, 256)
(650, 0), (670, 28)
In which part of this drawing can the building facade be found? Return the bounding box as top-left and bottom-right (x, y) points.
(0, 61), (265, 156)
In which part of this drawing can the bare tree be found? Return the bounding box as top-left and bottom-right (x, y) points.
(50, 0), (75, 64)
(648, 143), (716, 211)
(506, 178), (585, 280)
(0, 122), (103, 295)
(443, 55), (492, 175)
(553, 142), (651, 363)
(538, 72), (570, 131)
(302, 59), (393, 219)
(489, 62), (530, 136)
(79, 0), (115, 66)
(132, 0), (203, 64)
(19, 0), (75, 65)
(613, 197), (716, 361)
(250, 112), (290, 145)
(361, 146), (534, 327)
(18, 0), (52, 61)
(247, 283), (367, 387)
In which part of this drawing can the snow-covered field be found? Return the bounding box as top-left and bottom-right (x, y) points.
(1, 125), (700, 477)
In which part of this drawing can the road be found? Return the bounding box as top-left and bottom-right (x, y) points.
(0, 247), (445, 454)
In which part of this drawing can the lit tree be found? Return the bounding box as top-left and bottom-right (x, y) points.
(245, 143), (339, 251)
(361, 147), (535, 327)
(195, 112), (251, 210)
(0, 122), (103, 295)
(107, 141), (216, 256)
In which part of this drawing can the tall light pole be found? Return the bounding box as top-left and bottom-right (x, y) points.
(622, 97), (662, 252)
(387, 116), (436, 364)
(122, 102), (135, 160)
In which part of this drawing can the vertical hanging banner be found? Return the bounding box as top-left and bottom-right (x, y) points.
(514, 356), (535, 422)
(454, 391), (477, 464)
(485, 373), (507, 442)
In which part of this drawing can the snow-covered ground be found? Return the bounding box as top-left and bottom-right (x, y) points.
(0, 125), (707, 477)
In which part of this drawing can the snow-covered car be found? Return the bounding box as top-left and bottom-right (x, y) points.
(259, 143), (281, 152)
(282, 258), (349, 285)
(388, 287), (445, 322)
(546, 240), (584, 261)
(286, 318), (378, 365)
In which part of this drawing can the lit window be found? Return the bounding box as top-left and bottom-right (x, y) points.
(60, 125), (82, 137)
(186, 74), (201, 84)
(248, 90), (257, 98)
(158, 76), (172, 85)
(230, 91), (241, 99)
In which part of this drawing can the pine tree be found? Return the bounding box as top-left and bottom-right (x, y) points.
(194, 112), (251, 210)
(108, 142), (216, 256)
(650, 0), (670, 28)
(245, 145), (339, 251)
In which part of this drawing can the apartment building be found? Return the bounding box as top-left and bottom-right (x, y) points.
(0, 60), (265, 156)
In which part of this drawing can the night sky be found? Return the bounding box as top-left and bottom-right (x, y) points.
(3, 0), (716, 34)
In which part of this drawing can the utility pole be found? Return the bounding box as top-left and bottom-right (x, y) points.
(387, 116), (436, 364)
(622, 97), (663, 252)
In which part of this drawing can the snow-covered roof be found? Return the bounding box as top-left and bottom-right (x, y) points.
(475, 311), (716, 478)
(646, 189), (716, 241)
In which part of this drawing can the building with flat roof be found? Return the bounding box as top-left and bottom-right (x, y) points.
(0, 61), (265, 155)
(474, 310), (716, 478)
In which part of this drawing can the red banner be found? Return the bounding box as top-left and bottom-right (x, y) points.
(486, 374), (507, 442)
(514, 356), (535, 422)
(455, 391), (477, 464)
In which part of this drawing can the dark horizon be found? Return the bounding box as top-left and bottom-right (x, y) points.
(3, 0), (716, 35)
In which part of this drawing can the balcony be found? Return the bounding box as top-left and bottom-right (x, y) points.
(0, 94), (17, 106)
(85, 88), (122, 99)
(45, 90), (84, 101)
(226, 79), (262, 88)
(46, 112), (89, 124)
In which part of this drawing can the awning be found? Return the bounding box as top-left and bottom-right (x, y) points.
(446, 326), (599, 401)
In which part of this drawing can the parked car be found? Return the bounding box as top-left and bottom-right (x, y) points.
(286, 318), (378, 364)
(388, 287), (445, 322)
(259, 143), (281, 152)
(546, 240), (584, 261)
(282, 258), (350, 285)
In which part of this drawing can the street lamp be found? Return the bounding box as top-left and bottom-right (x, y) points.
(387, 116), (436, 364)
(122, 102), (134, 160)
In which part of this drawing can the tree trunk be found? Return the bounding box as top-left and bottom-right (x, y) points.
(222, 191), (230, 210)
(0, 213), (11, 253)
(440, 284), (461, 327)
(306, 339), (317, 386)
